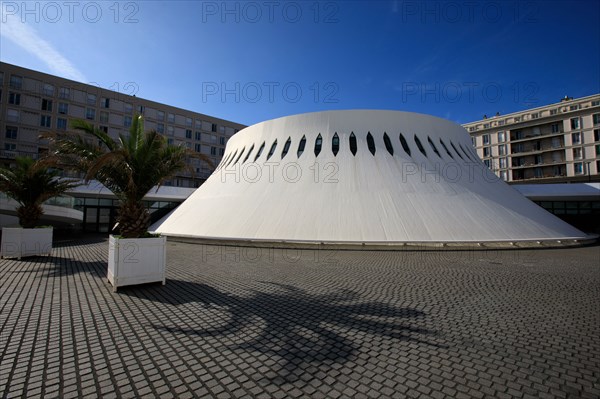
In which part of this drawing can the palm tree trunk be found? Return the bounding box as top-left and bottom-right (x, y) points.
(17, 205), (43, 228)
(118, 201), (150, 238)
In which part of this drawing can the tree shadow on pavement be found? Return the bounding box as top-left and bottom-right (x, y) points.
(120, 279), (446, 384)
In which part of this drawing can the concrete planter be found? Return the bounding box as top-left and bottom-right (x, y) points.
(1, 227), (53, 259)
(107, 235), (166, 292)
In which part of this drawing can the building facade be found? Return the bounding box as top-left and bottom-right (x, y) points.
(0, 62), (246, 187)
(464, 94), (600, 184)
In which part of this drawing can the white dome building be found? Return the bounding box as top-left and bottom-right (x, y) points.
(152, 110), (589, 248)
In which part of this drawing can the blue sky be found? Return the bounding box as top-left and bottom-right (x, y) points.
(1, 0), (599, 126)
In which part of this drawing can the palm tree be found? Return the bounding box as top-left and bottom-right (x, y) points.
(45, 116), (213, 238)
(0, 157), (79, 228)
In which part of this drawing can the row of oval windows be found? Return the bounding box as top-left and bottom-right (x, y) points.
(217, 132), (480, 170)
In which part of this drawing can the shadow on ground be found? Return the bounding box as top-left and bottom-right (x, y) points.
(120, 279), (446, 383)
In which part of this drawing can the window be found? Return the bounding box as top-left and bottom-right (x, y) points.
(186, 118), (193, 127)
(572, 147), (582, 159)
(195, 131), (201, 140)
(498, 144), (506, 156)
(471, 137), (475, 146)
(482, 134), (490, 145)
(593, 114), (600, 125)
(574, 162), (584, 175)
(349, 133), (357, 156)
(332, 133), (340, 156)
(570, 105), (579, 111)
(195, 119), (202, 129)
(101, 98), (110, 108)
(211, 123), (217, 132)
(137, 105), (145, 115)
(124, 115), (132, 127)
(57, 118), (67, 130)
(42, 83), (54, 96)
(427, 136), (440, 157)
(572, 132), (582, 145)
(40, 115), (52, 127)
(450, 142), (463, 160)
(5, 126), (18, 139)
(535, 154), (543, 164)
(383, 133), (394, 155)
(124, 103), (133, 113)
(534, 167), (542, 178)
(243, 144), (255, 163)
(414, 135), (426, 157)
(399, 133), (411, 156)
(499, 157), (507, 168)
(219, 137), (225, 145)
(167, 126), (174, 136)
(314, 134), (322, 156)
(550, 109), (558, 115)
(220, 148), (225, 156)
(483, 147), (491, 157)
(42, 99), (53, 111)
(211, 147), (217, 155)
(87, 93), (96, 105)
(531, 113), (539, 119)
(570, 118), (580, 130)
(297, 135), (307, 157)
(8, 92), (20, 105)
(195, 144), (201, 153)
(98, 111), (108, 123)
(497, 131), (505, 142)
(59, 87), (70, 99)
(157, 111), (165, 121)
(9, 75), (22, 89)
(499, 170), (508, 181)
(86, 108), (96, 120)
(255, 142), (265, 161)
(234, 148), (246, 164)
(6, 109), (20, 122)
(157, 123), (165, 134)
(281, 137), (292, 159)
(4, 143), (16, 151)
(366, 132), (376, 155)
(167, 138), (174, 146)
(551, 123), (560, 133)
(58, 102), (68, 114)
(267, 140), (277, 160)
(595, 129), (600, 142)
(99, 126), (108, 133)
(596, 145), (600, 157)
(185, 129), (192, 139)
(593, 100), (600, 106)
(484, 159), (491, 168)
(439, 139), (453, 159)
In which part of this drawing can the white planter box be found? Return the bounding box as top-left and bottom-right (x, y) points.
(107, 235), (166, 292)
(1, 227), (53, 259)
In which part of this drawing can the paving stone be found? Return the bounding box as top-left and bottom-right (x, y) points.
(0, 235), (598, 398)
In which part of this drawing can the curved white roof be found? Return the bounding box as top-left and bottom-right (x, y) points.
(152, 110), (587, 245)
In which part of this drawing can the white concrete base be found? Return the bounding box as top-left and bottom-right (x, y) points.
(1, 227), (53, 259)
(107, 235), (166, 292)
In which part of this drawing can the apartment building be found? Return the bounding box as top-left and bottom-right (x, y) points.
(0, 62), (246, 187)
(464, 94), (600, 184)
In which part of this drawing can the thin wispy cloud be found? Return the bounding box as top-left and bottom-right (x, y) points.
(1, 17), (87, 82)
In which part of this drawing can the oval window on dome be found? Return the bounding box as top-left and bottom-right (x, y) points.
(450, 141), (464, 160)
(399, 133), (411, 156)
(414, 135), (427, 157)
(297, 135), (306, 157)
(281, 137), (292, 159)
(243, 144), (255, 163)
(227, 150), (238, 167)
(349, 132), (357, 156)
(367, 132), (376, 155)
(332, 133), (340, 156)
(234, 147), (246, 164)
(254, 141), (265, 162)
(439, 139), (453, 159)
(314, 134), (322, 157)
(383, 132), (394, 155)
(266, 140), (277, 160)
(427, 136), (441, 157)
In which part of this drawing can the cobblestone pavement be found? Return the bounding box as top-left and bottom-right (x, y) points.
(1, 236), (599, 398)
